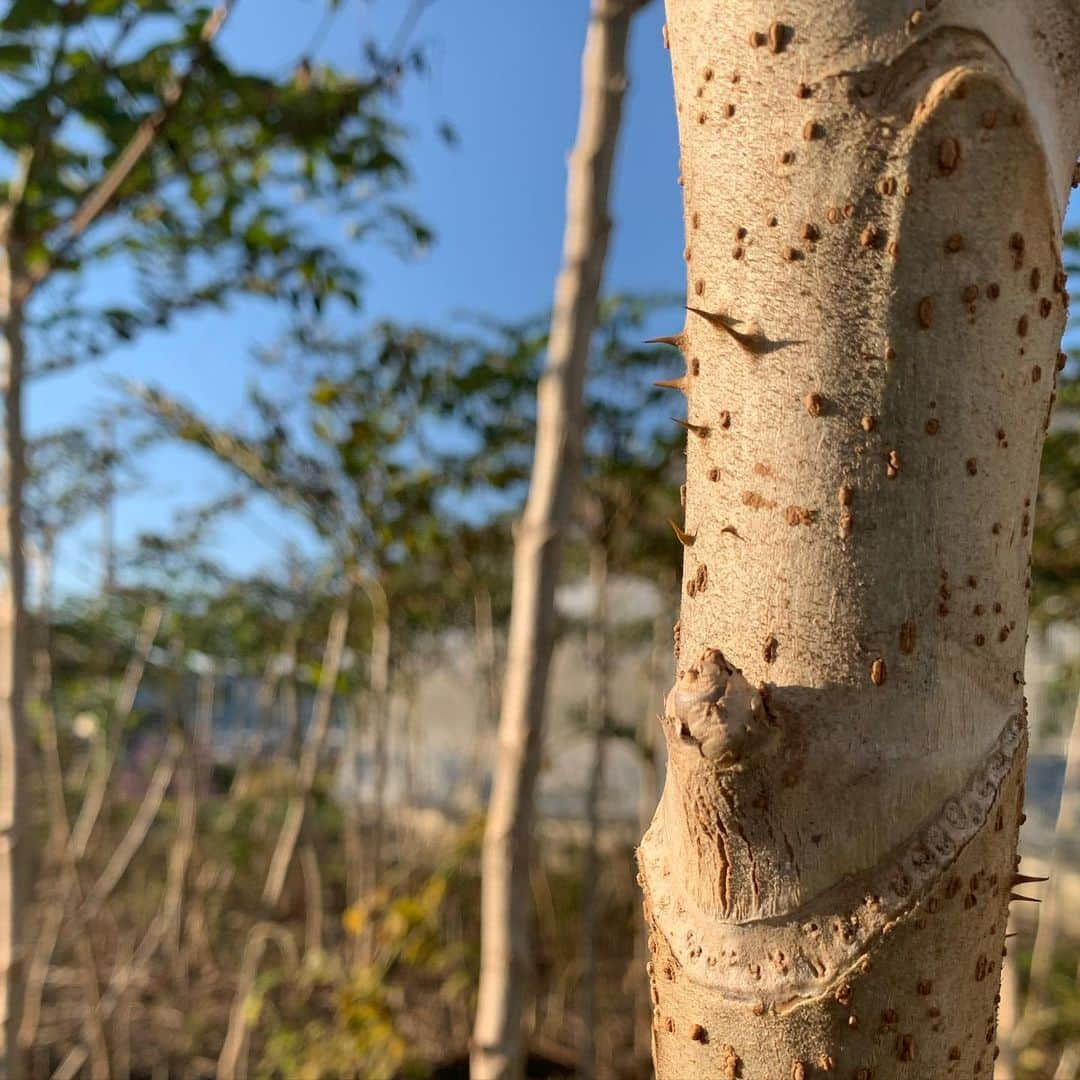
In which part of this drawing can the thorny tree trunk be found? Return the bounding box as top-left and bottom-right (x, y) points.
(579, 541), (610, 1080)
(0, 237), (26, 1080)
(638, 3), (1080, 1077)
(471, 2), (640, 1074)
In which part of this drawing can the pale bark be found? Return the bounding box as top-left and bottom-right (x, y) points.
(216, 923), (297, 1080)
(85, 733), (181, 913)
(261, 599), (349, 910)
(471, 2), (639, 1074)
(0, 235), (26, 1080)
(639, 3), (1080, 1076)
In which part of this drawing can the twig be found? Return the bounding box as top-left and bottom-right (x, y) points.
(30, 4), (232, 290)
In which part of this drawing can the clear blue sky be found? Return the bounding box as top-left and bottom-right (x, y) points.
(28, 1), (1078, 595)
(33, 0), (682, 594)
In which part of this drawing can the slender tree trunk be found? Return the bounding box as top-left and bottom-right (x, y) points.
(0, 238), (26, 1080)
(579, 541), (610, 1080)
(261, 598), (349, 911)
(84, 735), (181, 913)
(216, 924), (297, 1080)
(639, 4), (1080, 1076)
(471, 3), (640, 1073)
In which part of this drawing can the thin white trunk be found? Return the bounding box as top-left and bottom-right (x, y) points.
(84, 735), (181, 913)
(471, 3), (638, 1073)
(261, 599), (349, 910)
(640, 2), (1080, 1075)
(0, 237), (26, 1080)
(216, 924), (297, 1080)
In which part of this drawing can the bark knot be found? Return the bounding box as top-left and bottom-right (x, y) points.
(666, 649), (776, 770)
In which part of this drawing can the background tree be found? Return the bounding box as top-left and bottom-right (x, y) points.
(0, 3), (427, 1064)
(470, 3), (650, 1074)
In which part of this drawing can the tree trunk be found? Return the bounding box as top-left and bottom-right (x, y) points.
(0, 238), (26, 1080)
(261, 599), (349, 911)
(639, 4), (1080, 1077)
(579, 541), (610, 1080)
(471, 2), (639, 1074)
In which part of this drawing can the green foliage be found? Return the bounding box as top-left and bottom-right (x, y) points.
(259, 824), (481, 1079)
(1032, 359), (1080, 623)
(1, 0), (425, 373)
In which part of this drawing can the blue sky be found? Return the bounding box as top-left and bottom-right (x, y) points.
(32, 0), (682, 594)
(27, 1), (1079, 596)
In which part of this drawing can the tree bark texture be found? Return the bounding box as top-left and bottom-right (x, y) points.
(639, 3), (1080, 1077)
(471, 2), (637, 1075)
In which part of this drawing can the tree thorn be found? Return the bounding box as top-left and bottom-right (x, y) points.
(1009, 893), (1041, 904)
(668, 519), (696, 547)
(654, 377), (688, 392)
(1012, 873), (1049, 886)
(646, 333), (686, 349)
(672, 417), (710, 437)
(686, 304), (763, 353)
